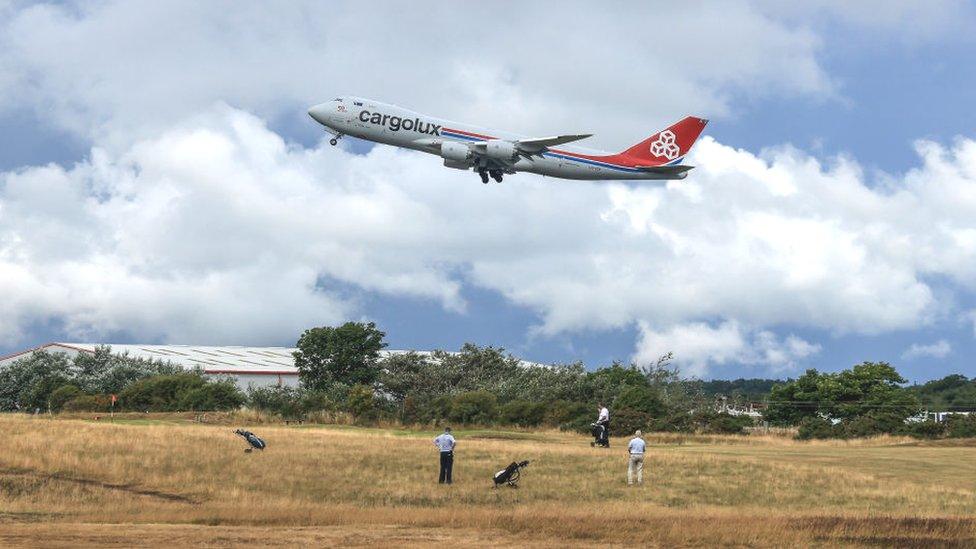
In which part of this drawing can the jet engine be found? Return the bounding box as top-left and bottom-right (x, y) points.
(443, 159), (470, 170)
(485, 140), (519, 162)
(440, 141), (472, 163)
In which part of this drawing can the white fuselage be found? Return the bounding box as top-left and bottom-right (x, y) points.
(308, 97), (683, 181)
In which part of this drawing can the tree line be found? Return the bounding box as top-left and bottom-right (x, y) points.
(2, 321), (974, 439)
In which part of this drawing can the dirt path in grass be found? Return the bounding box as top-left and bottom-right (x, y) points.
(0, 467), (198, 504)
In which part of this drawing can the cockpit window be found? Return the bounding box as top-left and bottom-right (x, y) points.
(333, 98), (343, 102)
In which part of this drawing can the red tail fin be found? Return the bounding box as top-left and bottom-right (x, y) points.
(620, 116), (708, 166)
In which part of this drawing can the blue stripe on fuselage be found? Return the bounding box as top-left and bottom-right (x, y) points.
(439, 132), (684, 173)
(542, 151), (641, 172)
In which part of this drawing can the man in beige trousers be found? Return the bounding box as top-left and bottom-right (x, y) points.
(627, 430), (646, 485)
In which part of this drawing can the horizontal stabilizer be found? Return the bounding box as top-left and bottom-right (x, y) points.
(634, 164), (695, 175)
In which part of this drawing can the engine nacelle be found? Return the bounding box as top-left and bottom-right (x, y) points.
(485, 140), (519, 162)
(440, 141), (472, 163)
(443, 159), (470, 170)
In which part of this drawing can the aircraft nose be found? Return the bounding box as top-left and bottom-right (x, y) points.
(307, 103), (330, 125)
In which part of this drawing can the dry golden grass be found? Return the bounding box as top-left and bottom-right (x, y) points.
(1, 414), (975, 547)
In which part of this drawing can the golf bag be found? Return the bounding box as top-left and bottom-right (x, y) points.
(493, 460), (530, 488)
(235, 429), (266, 451)
(590, 422), (610, 447)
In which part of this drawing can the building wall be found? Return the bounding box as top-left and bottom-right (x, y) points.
(217, 372), (300, 391)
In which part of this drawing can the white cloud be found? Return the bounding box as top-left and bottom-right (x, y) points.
(632, 321), (821, 377)
(901, 340), (952, 360)
(0, 1), (834, 151)
(2, 105), (976, 371)
(1, 3), (976, 374)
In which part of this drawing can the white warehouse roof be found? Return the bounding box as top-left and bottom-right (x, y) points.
(0, 343), (542, 390)
(0, 343), (454, 389)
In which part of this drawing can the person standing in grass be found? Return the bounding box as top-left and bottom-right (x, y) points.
(433, 426), (456, 484)
(627, 430), (646, 485)
(595, 403), (611, 447)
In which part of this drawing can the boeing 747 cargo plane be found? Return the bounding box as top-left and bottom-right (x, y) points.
(308, 96), (707, 184)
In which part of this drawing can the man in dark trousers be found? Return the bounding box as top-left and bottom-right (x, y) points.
(433, 426), (456, 484)
(594, 402), (611, 447)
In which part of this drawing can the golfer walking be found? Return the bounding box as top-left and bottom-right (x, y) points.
(627, 430), (646, 485)
(594, 403), (611, 447)
(433, 426), (456, 484)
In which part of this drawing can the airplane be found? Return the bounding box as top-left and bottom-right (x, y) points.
(307, 96), (708, 184)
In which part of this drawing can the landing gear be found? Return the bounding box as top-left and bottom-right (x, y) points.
(329, 134), (342, 146)
(477, 168), (504, 184)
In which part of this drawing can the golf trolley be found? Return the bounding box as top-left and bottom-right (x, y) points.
(235, 429), (266, 453)
(493, 460), (530, 488)
(590, 422), (610, 448)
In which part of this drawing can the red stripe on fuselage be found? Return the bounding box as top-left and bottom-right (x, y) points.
(441, 127), (494, 140)
(440, 127), (641, 168)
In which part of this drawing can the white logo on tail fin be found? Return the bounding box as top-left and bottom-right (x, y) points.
(650, 130), (680, 160)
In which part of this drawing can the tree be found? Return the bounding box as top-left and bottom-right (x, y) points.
(910, 374), (976, 411)
(345, 384), (378, 423)
(615, 385), (667, 417)
(586, 361), (651, 406)
(829, 362), (918, 426)
(763, 362), (919, 436)
(449, 391), (498, 424)
(0, 347), (184, 413)
(74, 346), (182, 394)
(378, 352), (440, 402)
(764, 369), (828, 426)
(0, 351), (74, 412)
(294, 322), (387, 390)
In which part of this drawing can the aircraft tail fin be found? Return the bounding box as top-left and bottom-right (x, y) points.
(620, 116), (708, 166)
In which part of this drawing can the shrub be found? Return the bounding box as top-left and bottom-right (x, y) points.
(946, 414), (976, 438)
(62, 394), (112, 412)
(177, 381), (244, 411)
(796, 416), (837, 440)
(611, 407), (653, 437)
(248, 386), (303, 419)
(544, 400), (591, 428)
(705, 413), (753, 434)
(840, 416), (890, 439)
(901, 420), (946, 439)
(615, 385), (667, 417)
(498, 400), (547, 427)
(449, 391), (497, 425)
(49, 385), (84, 413)
(300, 390), (336, 414)
(247, 386), (336, 419)
(345, 384), (378, 423)
(398, 395), (419, 424)
(421, 395), (454, 423)
(119, 373), (243, 412)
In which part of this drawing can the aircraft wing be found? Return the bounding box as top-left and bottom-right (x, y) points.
(515, 134), (592, 151)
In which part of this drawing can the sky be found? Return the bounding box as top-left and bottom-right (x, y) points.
(1, 1), (975, 382)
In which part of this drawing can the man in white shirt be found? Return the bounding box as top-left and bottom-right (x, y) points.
(594, 403), (611, 447)
(627, 430), (646, 485)
(433, 427), (456, 484)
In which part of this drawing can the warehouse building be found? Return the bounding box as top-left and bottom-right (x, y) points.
(0, 342), (426, 390)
